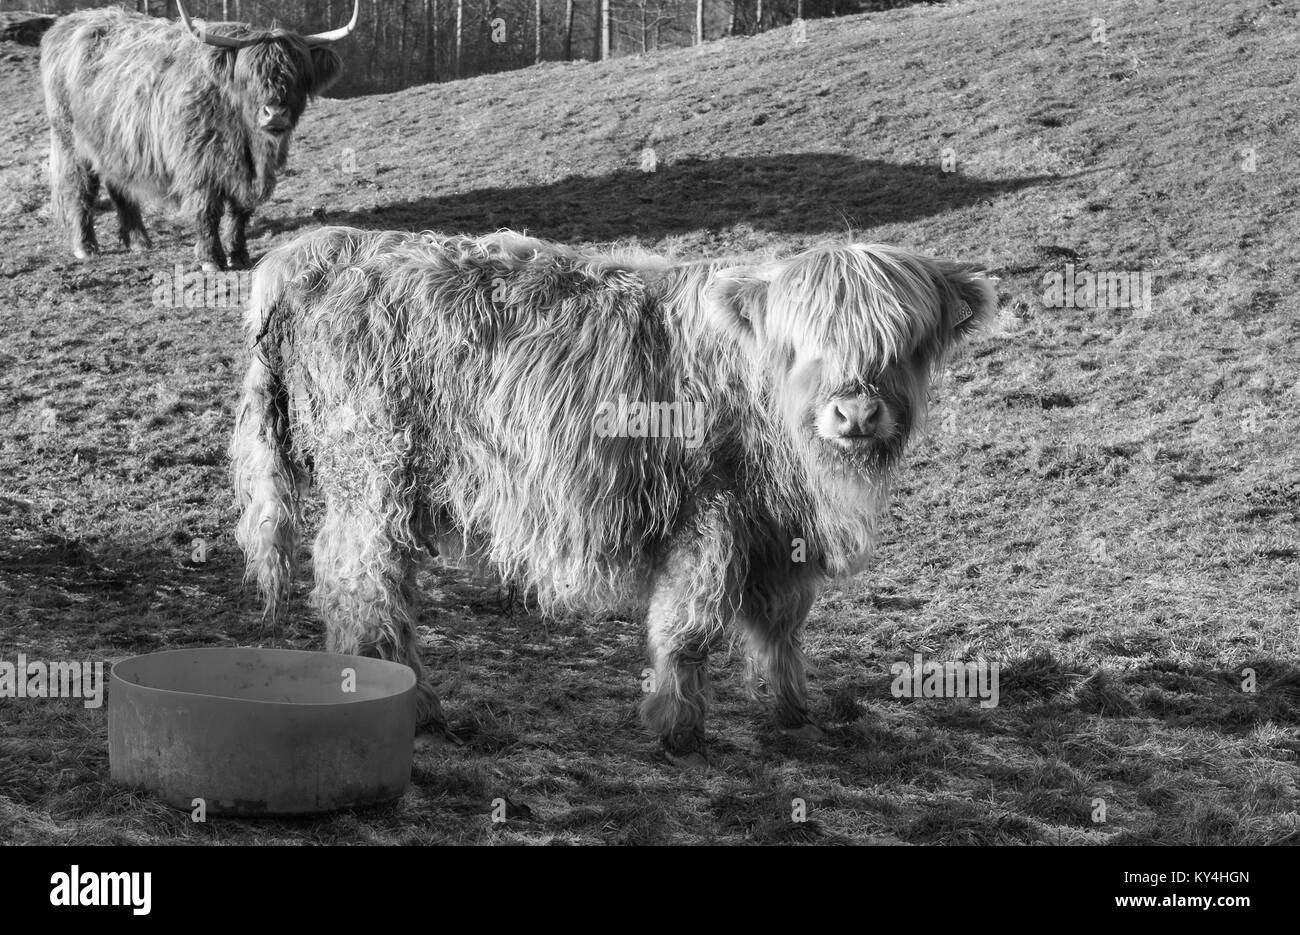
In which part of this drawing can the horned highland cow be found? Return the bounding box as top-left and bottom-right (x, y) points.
(231, 227), (998, 766)
(40, 1), (357, 271)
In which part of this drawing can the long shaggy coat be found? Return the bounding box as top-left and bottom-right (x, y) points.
(231, 227), (997, 761)
(40, 8), (341, 269)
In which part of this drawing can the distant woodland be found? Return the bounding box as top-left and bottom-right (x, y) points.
(2, 0), (933, 95)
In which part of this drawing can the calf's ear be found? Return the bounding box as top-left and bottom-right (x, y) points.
(704, 266), (770, 347)
(939, 261), (999, 340)
(308, 47), (343, 96)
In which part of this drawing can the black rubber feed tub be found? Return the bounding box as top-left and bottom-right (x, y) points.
(109, 648), (416, 815)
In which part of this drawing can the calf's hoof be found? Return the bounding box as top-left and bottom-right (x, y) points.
(664, 747), (709, 770)
(414, 726), (463, 751)
(661, 731), (708, 770)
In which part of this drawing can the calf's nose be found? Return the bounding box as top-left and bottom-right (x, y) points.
(830, 396), (880, 437)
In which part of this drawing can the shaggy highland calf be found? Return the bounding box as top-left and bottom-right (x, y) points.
(231, 227), (997, 765)
(40, 1), (357, 271)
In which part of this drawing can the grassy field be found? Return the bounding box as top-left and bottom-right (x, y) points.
(1, 0), (1298, 845)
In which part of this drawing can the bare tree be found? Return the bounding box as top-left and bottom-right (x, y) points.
(600, 0), (609, 60)
(369, 0), (382, 77)
(535, 0), (542, 63)
(434, 0), (444, 81)
(564, 0), (574, 59)
(399, 0), (410, 84)
(696, 0), (703, 44)
(427, 0), (438, 82)
(626, 0), (672, 52)
(455, 0), (463, 76)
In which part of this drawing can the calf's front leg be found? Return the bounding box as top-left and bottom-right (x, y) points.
(739, 579), (823, 739)
(640, 497), (738, 768)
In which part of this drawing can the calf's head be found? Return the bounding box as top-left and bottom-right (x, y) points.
(177, 0), (357, 139)
(706, 243), (997, 476)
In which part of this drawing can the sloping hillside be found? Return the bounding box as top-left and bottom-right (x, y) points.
(1, 0), (1298, 845)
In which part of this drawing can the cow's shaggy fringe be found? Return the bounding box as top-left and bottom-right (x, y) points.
(232, 227), (997, 756)
(40, 8), (342, 268)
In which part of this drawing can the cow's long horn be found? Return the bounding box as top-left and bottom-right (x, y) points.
(302, 0), (360, 46)
(176, 0), (258, 50)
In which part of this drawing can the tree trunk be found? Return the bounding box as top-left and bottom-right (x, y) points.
(564, 0), (574, 60)
(535, 0), (542, 64)
(426, 0), (437, 82)
(369, 0), (381, 80)
(222, 0), (230, 20)
(455, 0), (463, 77)
(756, 0), (763, 33)
(727, 1), (734, 36)
(601, 0), (610, 60)
(434, 0), (444, 82)
(696, 0), (704, 44)
(399, 0), (410, 85)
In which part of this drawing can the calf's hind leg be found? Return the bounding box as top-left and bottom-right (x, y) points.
(310, 428), (445, 732)
(49, 127), (99, 260)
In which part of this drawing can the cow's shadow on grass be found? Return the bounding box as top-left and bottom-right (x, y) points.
(275, 153), (1056, 243)
(0, 522), (264, 655)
